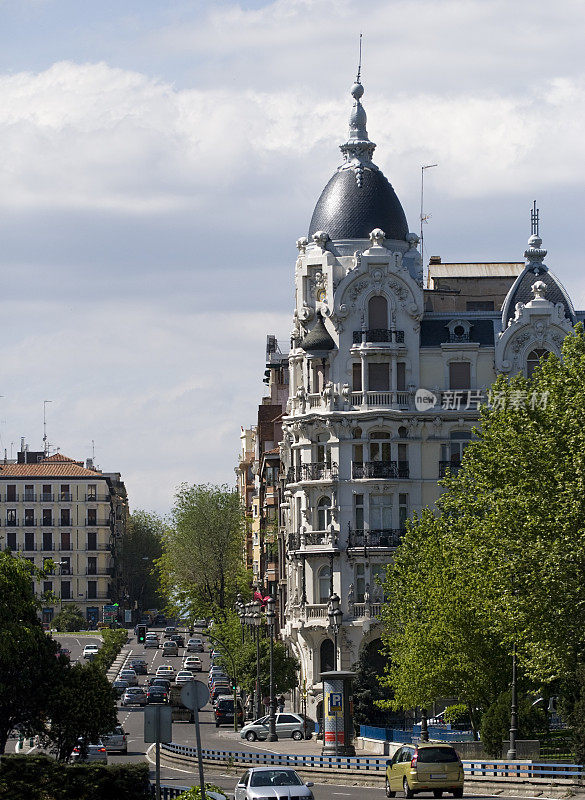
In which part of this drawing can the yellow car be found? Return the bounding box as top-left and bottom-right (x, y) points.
(385, 743), (464, 798)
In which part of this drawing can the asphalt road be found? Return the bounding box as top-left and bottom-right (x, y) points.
(50, 629), (550, 800)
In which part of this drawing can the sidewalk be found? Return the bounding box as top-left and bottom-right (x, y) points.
(215, 728), (378, 757)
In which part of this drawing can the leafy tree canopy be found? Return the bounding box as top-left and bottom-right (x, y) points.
(380, 326), (585, 728)
(158, 484), (248, 617)
(52, 606), (86, 632)
(117, 510), (168, 612)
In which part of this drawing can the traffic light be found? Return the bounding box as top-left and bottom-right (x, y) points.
(137, 625), (147, 644)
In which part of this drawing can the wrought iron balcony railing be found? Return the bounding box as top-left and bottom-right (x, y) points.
(286, 462), (338, 483)
(352, 461), (410, 479)
(348, 528), (405, 549)
(352, 329), (405, 344)
(439, 460), (462, 477)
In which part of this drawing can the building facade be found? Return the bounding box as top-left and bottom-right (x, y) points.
(278, 79), (580, 718)
(1, 444), (127, 625)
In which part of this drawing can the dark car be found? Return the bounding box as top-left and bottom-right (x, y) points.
(130, 659), (147, 675)
(215, 697), (244, 728)
(112, 679), (129, 698)
(147, 686), (169, 704)
(149, 678), (171, 692)
(170, 634), (185, 648)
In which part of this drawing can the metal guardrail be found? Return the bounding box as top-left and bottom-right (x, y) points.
(160, 743), (585, 779)
(153, 787), (190, 799)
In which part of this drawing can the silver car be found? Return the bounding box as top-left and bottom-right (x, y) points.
(240, 713), (315, 741)
(235, 768), (313, 800)
(102, 725), (128, 754)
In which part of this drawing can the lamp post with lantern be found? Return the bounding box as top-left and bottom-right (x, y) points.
(265, 596), (278, 741)
(327, 593), (342, 670)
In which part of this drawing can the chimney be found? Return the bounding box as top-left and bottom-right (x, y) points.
(429, 255), (442, 264)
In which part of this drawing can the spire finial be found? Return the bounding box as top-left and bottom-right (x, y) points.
(356, 32), (362, 84)
(339, 36), (377, 185)
(531, 200), (539, 236)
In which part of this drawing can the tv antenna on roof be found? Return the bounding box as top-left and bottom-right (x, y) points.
(43, 400), (52, 456)
(356, 32), (363, 83)
(420, 163), (438, 282)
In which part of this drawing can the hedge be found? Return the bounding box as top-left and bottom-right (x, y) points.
(0, 754), (151, 800)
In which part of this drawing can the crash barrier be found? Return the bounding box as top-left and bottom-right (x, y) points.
(359, 725), (473, 743)
(160, 743), (585, 779)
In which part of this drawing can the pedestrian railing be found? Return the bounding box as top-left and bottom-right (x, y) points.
(160, 743), (584, 779)
(153, 787), (190, 799)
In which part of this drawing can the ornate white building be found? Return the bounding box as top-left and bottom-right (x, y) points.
(279, 79), (579, 718)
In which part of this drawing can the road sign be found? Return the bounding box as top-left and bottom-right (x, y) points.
(181, 680), (209, 711)
(144, 704), (172, 744)
(103, 604), (117, 624)
(329, 692), (343, 713)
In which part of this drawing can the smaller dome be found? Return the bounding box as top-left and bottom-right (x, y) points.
(300, 312), (335, 353)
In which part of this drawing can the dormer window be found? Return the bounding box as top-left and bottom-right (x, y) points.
(527, 349), (549, 378)
(446, 319), (472, 343)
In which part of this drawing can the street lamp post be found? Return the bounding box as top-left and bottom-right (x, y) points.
(236, 594), (245, 644)
(327, 593), (342, 670)
(420, 708), (429, 742)
(265, 597), (278, 741)
(507, 642), (518, 759)
(252, 600), (262, 719)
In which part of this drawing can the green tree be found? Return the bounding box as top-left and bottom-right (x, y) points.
(117, 511), (167, 613)
(0, 551), (62, 754)
(158, 484), (247, 616)
(52, 605), (86, 632)
(352, 639), (398, 728)
(480, 689), (546, 757)
(42, 662), (118, 761)
(380, 326), (585, 730)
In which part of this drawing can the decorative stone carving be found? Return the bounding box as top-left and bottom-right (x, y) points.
(532, 280), (547, 300)
(369, 228), (386, 248)
(312, 230), (329, 252)
(299, 302), (314, 323)
(296, 236), (308, 254)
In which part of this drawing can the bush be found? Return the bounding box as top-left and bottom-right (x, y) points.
(0, 755), (150, 800)
(52, 606), (87, 632)
(93, 628), (128, 672)
(177, 784), (229, 800)
(443, 703), (469, 725)
(480, 690), (546, 757)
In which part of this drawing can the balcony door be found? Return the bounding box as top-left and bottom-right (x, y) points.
(370, 495), (392, 532)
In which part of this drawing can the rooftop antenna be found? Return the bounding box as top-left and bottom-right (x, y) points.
(43, 400), (52, 456)
(91, 440), (95, 460)
(531, 199), (540, 236)
(356, 32), (363, 83)
(420, 163), (438, 284)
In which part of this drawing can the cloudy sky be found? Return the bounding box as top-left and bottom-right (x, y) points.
(1, 0), (584, 514)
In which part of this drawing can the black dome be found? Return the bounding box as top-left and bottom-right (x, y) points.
(308, 167), (408, 242)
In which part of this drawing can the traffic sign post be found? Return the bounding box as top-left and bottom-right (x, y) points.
(181, 680), (210, 800)
(144, 704), (172, 800)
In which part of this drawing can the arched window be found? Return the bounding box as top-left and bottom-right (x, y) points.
(368, 295), (388, 330)
(398, 426), (408, 438)
(352, 427), (362, 439)
(317, 497), (331, 530)
(320, 638), (335, 673)
(318, 565), (331, 603)
(527, 349), (549, 378)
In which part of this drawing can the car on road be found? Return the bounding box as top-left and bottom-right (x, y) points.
(112, 679), (129, 698)
(119, 669), (138, 686)
(175, 670), (195, 684)
(162, 641), (179, 657)
(57, 647), (71, 659)
(144, 635), (159, 648)
(240, 713), (315, 742)
(70, 739), (108, 763)
(102, 725), (128, 754)
(121, 686), (147, 707)
(215, 697), (244, 728)
(146, 686), (169, 704)
(234, 768), (313, 800)
(183, 656), (202, 672)
(385, 743), (464, 799)
(130, 658), (148, 675)
(156, 665), (176, 680)
(187, 638), (204, 652)
(83, 644), (100, 659)
(170, 634), (185, 648)
(163, 626), (177, 639)
(147, 677), (171, 690)
(211, 685), (232, 704)
(194, 619), (207, 629)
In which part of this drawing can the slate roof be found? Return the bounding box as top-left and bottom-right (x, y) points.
(501, 267), (576, 327)
(420, 319), (496, 347)
(300, 312), (336, 352)
(308, 167), (408, 242)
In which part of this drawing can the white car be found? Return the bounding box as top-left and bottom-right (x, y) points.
(144, 636), (159, 649)
(83, 644), (99, 659)
(235, 768), (313, 800)
(156, 665), (176, 680)
(176, 670), (195, 684)
(183, 656), (202, 672)
(70, 739), (108, 763)
(187, 638), (204, 652)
